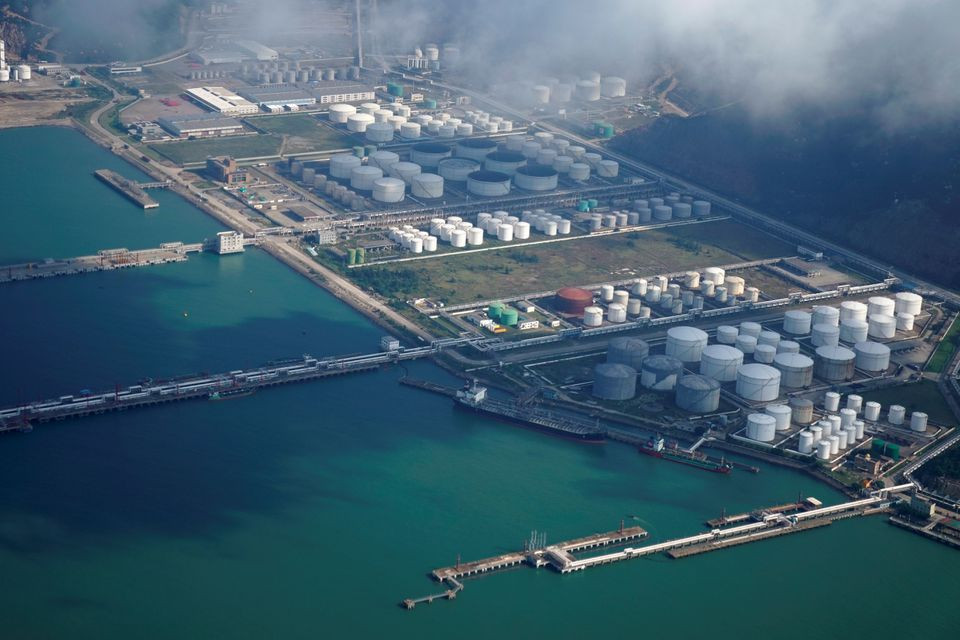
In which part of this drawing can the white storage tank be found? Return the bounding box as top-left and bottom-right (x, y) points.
(371, 177), (406, 203)
(675, 375), (721, 413)
(329, 103), (357, 123)
(411, 142), (453, 168)
(515, 221), (531, 239)
(600, 284), (614, 302)
(665, 326), (709, 363)
(423, 236), (438, 252)
(757, 331), (781, 349)
(698, 345), (744, 382)
(607, 303), (627, 323)
(746, 413), (777, 442)
(777, 340), (800, 354)
(716, 325), (739, 344)
(600, 76), (627, 97)
(514, 165), (559, 191)
(607, 337), (650, 370)
(896, 313), (915, 331)
(812, 306), (840, 327)
(583, 306), (604, 327)
(824, 391), (841, 412)
(568, 163), (591, 181)
(839, 320), (869, 344)
(739, 321), (761, 338)
(854, 341), (891, 372)
(888, 405), (906, 425)
(736, 335), (757, 355)
(400, 122), (422, 139)
(783, 311), (812, 335)
(365, 123), (394, 142)
(369, 151), (400, 172)
(437, 158), (479, 182)
(847, 394), (863, 413)
(724, 276), (745, 296)
(456, 138), (499, 162)
(811, 323), (841, 347)
(840, 408), (856, 428)
(790, 398), (815, 425)
(497, 223), (514, 241)
(450, 229), (467, 247)
(388, 162), (422, 184)
(766, 404), (793, 431)
(692, 200), (712, 217)
(798, 431), (815, 454)
(653, 205), (673, 221)
(868, 297), (896, 317)
(754, 344), (777, 364)
(816, 440), (832, 460)
(814, 345), (856, 382)
(411, 173), (444, 198)
(597, 160), (620, 177)
(329, 153), (362, 178)
(864, 401), (881, 422)
(593, 363), (637, 400)
(347, 113), (376, 132)
(736, 364), (782, 402)
(703, 267), (726, 285)
(910, 412), (928, 433)
(467, 170), (511, 196)
(773, 353), (814, 388)
(350, 165), (383, 190)
(840, 301), (868, 323)
(895, 292), (923, 316)
(868, 314), (896, 339)
(640, 355), (684, 391)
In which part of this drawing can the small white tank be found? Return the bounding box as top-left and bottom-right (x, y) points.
(608, 303), (627, 323)
(864, 401), (881, 422)
(816, 440), (832, 460)
(739, 321), (762, 338)
(888, 405), (906, 425)
(798, 431), (815, 454)
(847, 395), (863, 413)
(735, 335), (757, 354)
(812, 306), (840, 327)
(467, 227), (484, 246)
(716, 326), (739, 344)
(824, 391), (841, 412)
(766, 404), (792, 431)
(746, 413), (777, 442)
(896, 313), (915, 331)
(584, 306), (604, 327)
(910, 412), (928, 433)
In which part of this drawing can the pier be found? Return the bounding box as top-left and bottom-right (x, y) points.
(0, 337), (488, 433)
(402, 486), (914, 610)
(0, 242), (203, 283)
(94, 169), (159, 209)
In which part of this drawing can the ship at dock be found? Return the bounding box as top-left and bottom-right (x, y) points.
(639, 435), (732, 474)
(455, 381), (606, 443)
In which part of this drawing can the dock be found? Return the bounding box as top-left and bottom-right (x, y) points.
(705, 501), (808, 528)
(0, 242), (203, 284)
(95, 169), (159, 209)
(402, 486), (914, 610)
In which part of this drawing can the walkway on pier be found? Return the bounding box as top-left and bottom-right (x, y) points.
(0, 242), (204, 283)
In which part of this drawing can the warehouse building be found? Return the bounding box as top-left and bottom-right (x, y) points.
(186, 87), (259, 115)
(309, 82), (376, 104)
(191, 49), (243, 65)
(157, 113), (245, 138)
(236, 40), (278, 61)
(239, 86), (316, 109)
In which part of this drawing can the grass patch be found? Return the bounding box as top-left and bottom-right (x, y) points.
(663, 219), (795, 261)
(928, 315), (960, 374)
(859, 381), (955, 425)
(250, 114), (352, 154)
(150, 134), (283, 165)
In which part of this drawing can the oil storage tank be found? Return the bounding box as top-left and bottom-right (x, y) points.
(371, 177), (405, 203)
(640, 355), (684, 391)
(593, 363), (637, 400)
(411, 173), (444, 198)
(555, 287), (593, 314)
(467, 170), (511, 196)
(840, 301), (868, 323)
(675, 375), (721, 413)
(329, 153), (362, 178)
(868, 314), (896, 339)
(699, 344), (744, 382)
(783, 311), (812, 335)
(437, 158), (479, 182)
(410, 142), (453, 168)
(665, 326), (709, 363)
(389, 161), (422, 184)
(854, 341), (891, 372)
(773, 352), (814, 388)
(736, 364), (782, 402)
(350, 166), (383, 190)
(329, 103), (357, 123)
(607, 337), (650, 370)
(746, 413), (777, 442)
(484, 151), (527, 175)
(790, 398), (815, 425)
(766, 404), (793, 431)
(839, 320), (869, 344)
(814, 345), (856, 382)
(895, 292), (923, 316)
(811, 323), (841, 347)
(456, 138), (499, 162)
(514, 165), (559, 191)
(812, 306), (840, 327)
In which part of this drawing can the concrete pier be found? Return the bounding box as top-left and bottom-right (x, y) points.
(94, 169), (159, 209)
(0, 242), (203, 283)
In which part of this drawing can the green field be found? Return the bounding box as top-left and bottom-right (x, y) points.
(150, 134), (283, 165)
(928, 315), (960, 373)
(347, 219), (797, 305)
(251, 114), (353, 154)
(859, 381), (955, 425)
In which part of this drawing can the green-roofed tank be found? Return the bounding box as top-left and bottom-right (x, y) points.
(488, 302), (505, 320)
(423, 99), (437, 109)
(577, 200), (590, 212)
(353, 146), (365, 158)
(387, 82), (404, 97)
(347, 248), (357, 265)
(356, 247), (366, 264)
(499, 308), (519, 327)
(588, 198), (599, 208)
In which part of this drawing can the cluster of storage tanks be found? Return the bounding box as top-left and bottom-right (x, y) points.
(783, 390), (930, 459)
(241, 61), (360, 85)
(329, 103), (511, 143)
(290, 159), (370, 211)
(529, 73), (627, 105)
(0, 41), (30, 82)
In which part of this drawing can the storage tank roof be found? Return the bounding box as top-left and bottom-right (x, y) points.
(596, 363), (636, 377)
(515, 165), (559, 177)
(702, 344), (744, 360)
(678, 375), (721, 391)
(854, 341), (891, 355)
(486, 151), (526, 163)
(412, 142), (452, 153)
(468, 170), (511, 182)
(458, 138), (499, 149)
(815, 345), (856, 360)
(557, 287), (593, 302)
(738, 363), (781, 380)
(668, 326), (709, 342)
(773, 353), (814, 368)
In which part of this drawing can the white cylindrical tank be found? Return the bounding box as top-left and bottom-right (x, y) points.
(607, 303), (627, 323)
(347, 113), (375, 132)
(369, 151), (400, 172)
(640, 355), (685, 391)
(847, 394), (863, 413)
(645, 286), (662, 303)
(777, 340), (800, 354)
(400, 122), (422, 139)
(716, 325), (739, 344)
(810, 425), (824, 444)
(840, 301), (868, 323)
(799, 431), (815, 454)
(329, 103), (357, 123)
(703, 267), (726, 285)
(824, 391), (841, 412)
(724, 276), (745, 296)
(739, 321), (762, 338)
(466, 170), (511, 196)
(514, 221), (531, 239)
(627, 299), (643, 315)
(868, 314), (896, 339)
(840, 408), (856, 428)
(888, 405), (906, 425)
(497, 224), (514, 241)
(828, 435), (840, 455)
(868, 296), (896, 317)
(754, 344), (777, 364)
(783, 311), (812, 335)
(815, 345), (856, 382)
(811, 324), (841, 347)
(665, 326), (709, 363)
(584, 306), (604, 327)
(896, 313), (915, 331)
(372, 177), (405, 203)
(410, 237), (423, 253)
(736, 364), (781, 402)
(910, 412), (928, 433)
(600, 284), (615, 302)
(736, 335), (757, 354)
(597, 160), (620, 177)
(411, 173), (444, 198)
(816, 440), (832, 460)
(895, 292), (923, 316)
(675, 375), (722, 413)
(757, 331), (781, 349)
(653, 205), (673, 221)
(613, 290), (630, 307)
(812, 306), (840, 327)
(766, 404), (793, 431)
(864, 401), (881, 422)
(837, 429), (849, 450)
(423, 236), (437, 252)
(466, 227), (484, 246)
(773, 353), (814, 388)
(839, 320), (869, 344)
(791, 398), (815, 425)
(365, 123), (394, 142)
(450, 229), (467, 248)
(329, 153), (362, 178)
(854, 341), (891, 372)
(350, 166), (383, 190)
(746, 413), (777, 442)
(699, 345), (744, 382)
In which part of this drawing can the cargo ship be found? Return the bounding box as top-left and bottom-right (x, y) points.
(455, 381), (605, 443)
(208, 387), (255, 401)
(639, 435), (732, 473)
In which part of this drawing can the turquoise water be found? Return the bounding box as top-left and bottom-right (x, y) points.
(0, 127), (225, 263)
(0, 127), (956, 640)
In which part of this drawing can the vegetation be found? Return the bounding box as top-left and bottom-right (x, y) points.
(927, 316), (960, 374)
(350, 266), (426, 301)
(859, 381), (955, 425)
(914, 441), (960, 488)
(149, 135), (283, 165)
(62, 86), (112, 122)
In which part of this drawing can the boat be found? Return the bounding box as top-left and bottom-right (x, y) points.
(208, 387), (255, 401)
(454, 381), (606, 443)
(639, 435), (732, 474)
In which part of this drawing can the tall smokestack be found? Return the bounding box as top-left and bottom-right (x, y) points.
(354, 0), (364, 68)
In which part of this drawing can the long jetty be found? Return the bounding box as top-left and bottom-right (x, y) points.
(0, 337), (488, 433)
(402, 486), (915, 610)
(94, 169), (159, 209)
(0, 242), (203, 283)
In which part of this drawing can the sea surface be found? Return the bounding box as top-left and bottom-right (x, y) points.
(0, 127), (956, 639)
